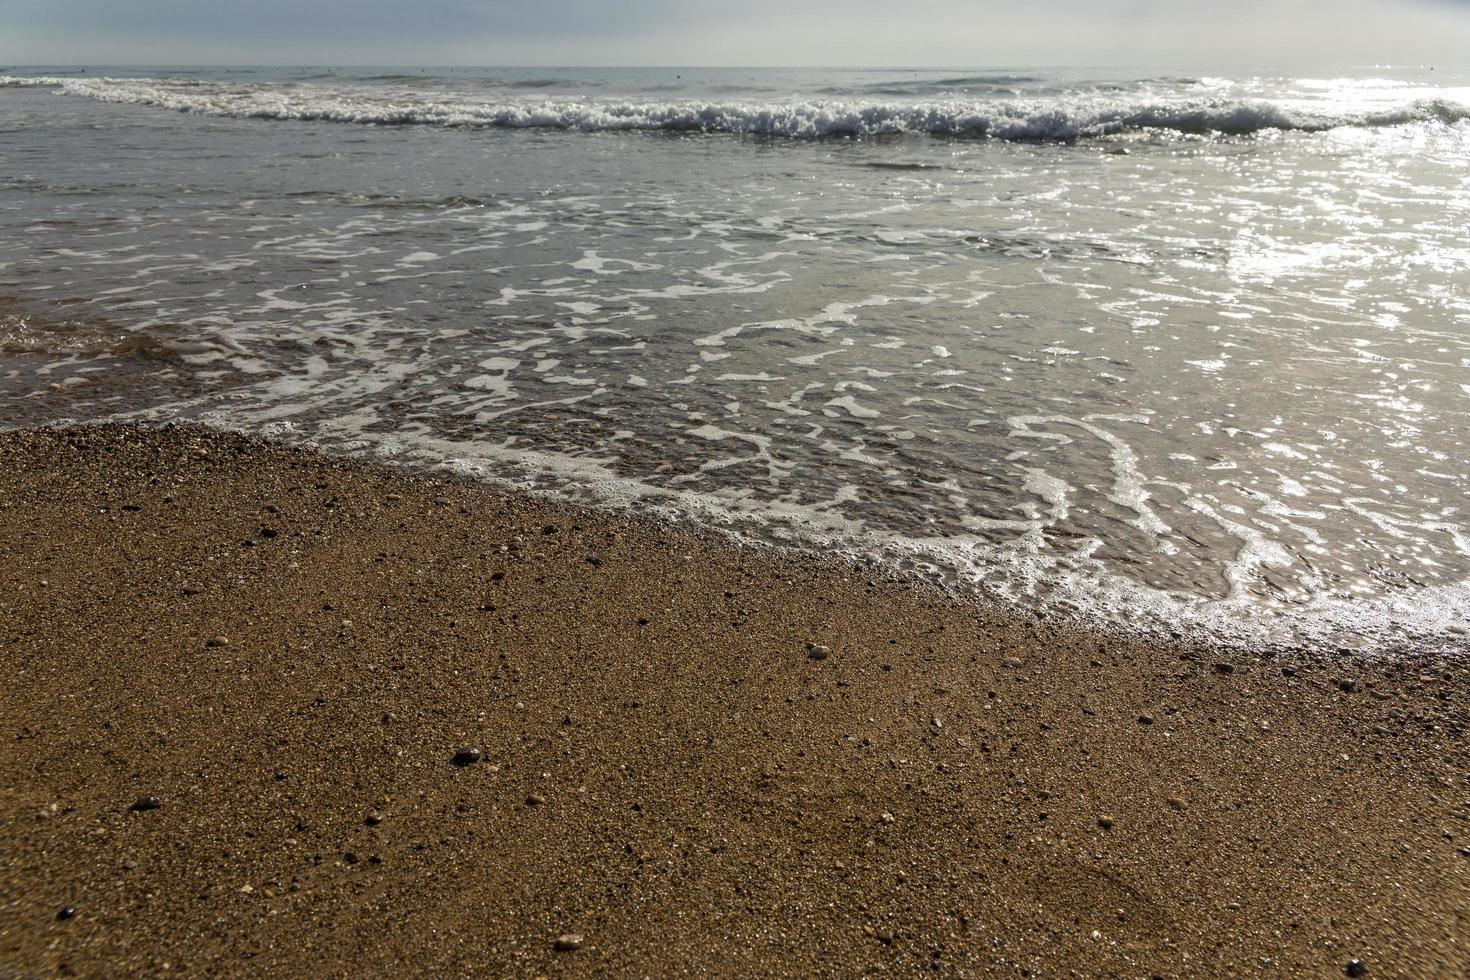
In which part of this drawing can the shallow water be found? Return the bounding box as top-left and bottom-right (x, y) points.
(2, 66), (1468, 651)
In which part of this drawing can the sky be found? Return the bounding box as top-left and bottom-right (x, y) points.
(3, 0), (1469, 67)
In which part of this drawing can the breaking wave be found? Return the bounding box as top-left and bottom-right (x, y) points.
(5, 75), (1467, 140)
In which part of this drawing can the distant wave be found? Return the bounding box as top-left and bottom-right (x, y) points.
(507, 78), (588, 89)
(824, 74), (1044, 95)
(5, 75), (1468, 141)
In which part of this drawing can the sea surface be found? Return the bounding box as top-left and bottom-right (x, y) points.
(2, 66), (1468, 652)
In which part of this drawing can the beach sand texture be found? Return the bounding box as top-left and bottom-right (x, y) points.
(1, 424), (1466, 977)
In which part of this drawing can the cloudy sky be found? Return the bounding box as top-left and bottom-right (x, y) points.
(4, 0), (1468, 67)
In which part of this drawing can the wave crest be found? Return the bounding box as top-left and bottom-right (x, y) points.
(4, 75), (1468, 141)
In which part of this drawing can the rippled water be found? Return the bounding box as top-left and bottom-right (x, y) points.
(2, 66), (1468, 651)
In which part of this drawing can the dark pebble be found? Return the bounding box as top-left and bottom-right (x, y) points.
(344, 851), (359, 864)
(1345, 960), (1368, 978)
(585, 554), (602, 567)
(130, 795), (162, 812)
(1339, 679), (1358, 693)
(260, 528), (278, 539)
(1214, 662), (1235, 674)
(452, 747), (482, 767)
(57, 907), (76, 921)
(364, 812), (383, 826)
(554, 933), (584, 952)
(1138, 714), (1155, 726)
(527, 793), (547, 806)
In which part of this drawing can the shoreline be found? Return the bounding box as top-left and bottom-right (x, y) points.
(1, 422), (1466, 976)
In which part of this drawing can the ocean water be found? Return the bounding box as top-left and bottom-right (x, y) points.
(2, 66), (1468, 652)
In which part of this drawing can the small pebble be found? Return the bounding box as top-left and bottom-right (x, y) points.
(1214, 662), (1235, 675)
(206, 635), (230, 648)
(1098, 815), (1116, 829)
(1166, 796), (1187, 811)
(1002, 657), (1023, 668)
(1137, 714), (1155, 726)
(806, 643), (831, 661)
(57, 907), (76, 921)
(1345, 960), (1368, 978)
(130, 796), (162, 812)
(554, 933), (583, 952)
(451, 747), (482, 767)
(526, 793), (547, 806)
(585, 554), (602, 567)
(1339, 679), (1358, 693)
(364, 812), (383, 826)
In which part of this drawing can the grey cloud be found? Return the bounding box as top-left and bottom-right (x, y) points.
(4, 0), (692, 46)
(3, 0), (1467, 66)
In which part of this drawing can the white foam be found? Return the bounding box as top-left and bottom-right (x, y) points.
(826, 395), (881, 419)
(8, 75), (1467, 141)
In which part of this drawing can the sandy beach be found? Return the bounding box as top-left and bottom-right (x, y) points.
(0, 422), (1465, 977)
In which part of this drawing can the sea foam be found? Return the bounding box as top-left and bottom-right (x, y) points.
(5, 75), (1467, 140)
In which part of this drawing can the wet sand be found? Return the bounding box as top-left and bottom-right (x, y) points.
(1, 423), (1466, 977)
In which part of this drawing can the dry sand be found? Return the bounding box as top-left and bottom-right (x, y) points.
(1, 423), (1466, 977)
